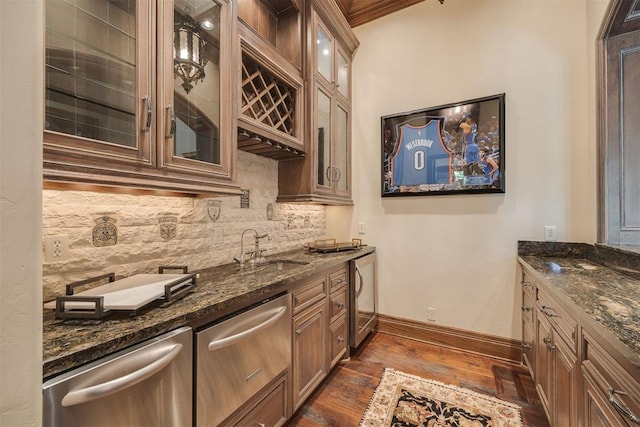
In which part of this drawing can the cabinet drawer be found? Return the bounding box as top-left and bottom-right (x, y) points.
(329, 267), (348, 292)
(583, 331), (640, 425)
(329, 287), (347, 323)
(537, 287), (577, 349)
(223, 374), (288, 427)
(292, 277), (327, 315)
(329, 315), (348, 368)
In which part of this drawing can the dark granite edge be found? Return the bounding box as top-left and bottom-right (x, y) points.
(517, 240), (591, 258)
(519, 240), (640, 281)
(43, 247), (375, 379)
(517, 256), (640, 373)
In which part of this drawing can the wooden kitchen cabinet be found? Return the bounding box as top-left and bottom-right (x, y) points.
(291, 275), (328, 409)
(328, 267), (349, 368)
(581, 330), (640, 426)
(534, 284), (579, 426)
(44, 0), (240, 195)
(236, 0), (306, 159)
(278, 0), (359, 205)
(521, 273), (536, 379)
(290, 263), (350, 410)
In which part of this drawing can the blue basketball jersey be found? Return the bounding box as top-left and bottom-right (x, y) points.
(391, 120), (452, 187)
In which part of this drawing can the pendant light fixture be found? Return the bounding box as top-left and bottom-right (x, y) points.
(174, 15), (208, 94)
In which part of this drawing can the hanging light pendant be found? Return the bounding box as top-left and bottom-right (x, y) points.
(174, 16), (208, 94)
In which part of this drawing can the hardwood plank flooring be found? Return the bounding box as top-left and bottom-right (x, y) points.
(286, 332), (549, 426)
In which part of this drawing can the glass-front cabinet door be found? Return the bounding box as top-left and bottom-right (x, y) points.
(44, 0), (238, 195)
(44, 0), (153, 166)
(311, 12), (352, 201)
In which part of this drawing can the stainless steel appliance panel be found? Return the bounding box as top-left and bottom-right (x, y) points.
(43, 326), (192, 427)
(196, 293), (291, 426)
(350, 252), (377, 348)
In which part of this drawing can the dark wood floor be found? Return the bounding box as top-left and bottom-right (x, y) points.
(286, 332), (549, 426)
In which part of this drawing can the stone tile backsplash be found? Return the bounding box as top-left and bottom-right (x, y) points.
(42, 151), (326, 301)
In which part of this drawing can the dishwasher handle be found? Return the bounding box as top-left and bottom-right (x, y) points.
(208, 306), (287, 352)
(61, 343), (183, 407)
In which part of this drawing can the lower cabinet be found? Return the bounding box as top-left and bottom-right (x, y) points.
(519, 261), (640, 427)
(292, 299), (327, 408)
(582, 331), (640, 426)
(291, 264), (350, 410)
(220, 373), (289, 427)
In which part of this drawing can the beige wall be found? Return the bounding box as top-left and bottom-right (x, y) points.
(1, 0), (43, 425)
(328, 0), (609, 339)
(43, 151), (326, 300)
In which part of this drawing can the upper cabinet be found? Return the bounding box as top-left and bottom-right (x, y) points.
(236, 0), (306, 160)
(278, 0), (359, 205)
(44, 0), (240, 195)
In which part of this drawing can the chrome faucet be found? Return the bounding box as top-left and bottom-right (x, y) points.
(233, 229), (270, 266)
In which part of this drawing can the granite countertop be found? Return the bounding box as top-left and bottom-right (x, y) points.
(43, 246), (375, 380)
(518, 242), (640, 369)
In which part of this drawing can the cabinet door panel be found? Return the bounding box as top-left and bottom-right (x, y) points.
(316, 88), (332, 190)
(44, 0), (152, 164)
(292, 301), (326, 409)
(335, 104), (349, 194)
(554, 336), (577, 427)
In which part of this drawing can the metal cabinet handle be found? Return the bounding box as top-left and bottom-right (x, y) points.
(521, 281), (533, 289)
(522, 343), (532, 350)
(337, 336), (345, 343)
(61, 343), (183, 407)
(540, 306), (559, 318)
(166, 104), (176, 138)
(257, 423), (266, 427)
(543, 336), (556, 350)
(521, 306), (532, 312)
(334, 167), (342, 183)
(355, 265), (364, 297)
(208, 306), (286, 351)
(142, 96), (152, 132)
(335, 302), (345, 308)
(326, 166), (332, 182)
(295, 328), (302, 335)
(608, 388), (640, 424)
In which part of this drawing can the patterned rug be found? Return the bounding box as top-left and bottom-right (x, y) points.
(359, 368), (524, 427)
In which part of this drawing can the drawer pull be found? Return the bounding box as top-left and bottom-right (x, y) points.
(257, 423), (266, 427)
(521, 281), (533, 289)
(337, 336), (345, 343)
(295, 328), (302, 335)
(540, 306), (558, 318)
(522, 343), (532, 350)
(521, 306), (532, 312)
(208, 306), (287, 351)
(336, 302), (345, 308)
(543, 336), (556, 351)
(608, 388), (640, 424)
(246, 367), (262, 382)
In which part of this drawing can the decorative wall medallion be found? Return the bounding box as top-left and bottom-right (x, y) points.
(304, 215), (310, 228)
(266, 203), (274, 220)
(93, 216), (117, 247)
(240, 189), (250, 209)
(207, 200), (221, 222)
(158, 214), (178, 241)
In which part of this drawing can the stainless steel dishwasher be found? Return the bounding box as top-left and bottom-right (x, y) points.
(42, 326), (192, 427)
(196, 293), (291, 426)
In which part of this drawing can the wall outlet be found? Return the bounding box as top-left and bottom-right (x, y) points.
(44, 235), (69, 262)
(358, 221), (366, 235)
(427, 307), (436, 322)
(213, 227), (223, 245)
(544, 226), (557, 242)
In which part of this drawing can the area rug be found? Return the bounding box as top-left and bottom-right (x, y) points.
(359, 368), (524, 427)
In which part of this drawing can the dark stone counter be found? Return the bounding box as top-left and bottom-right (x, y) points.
(518, 241), (640, 369)
(43, 247), (375, 380)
